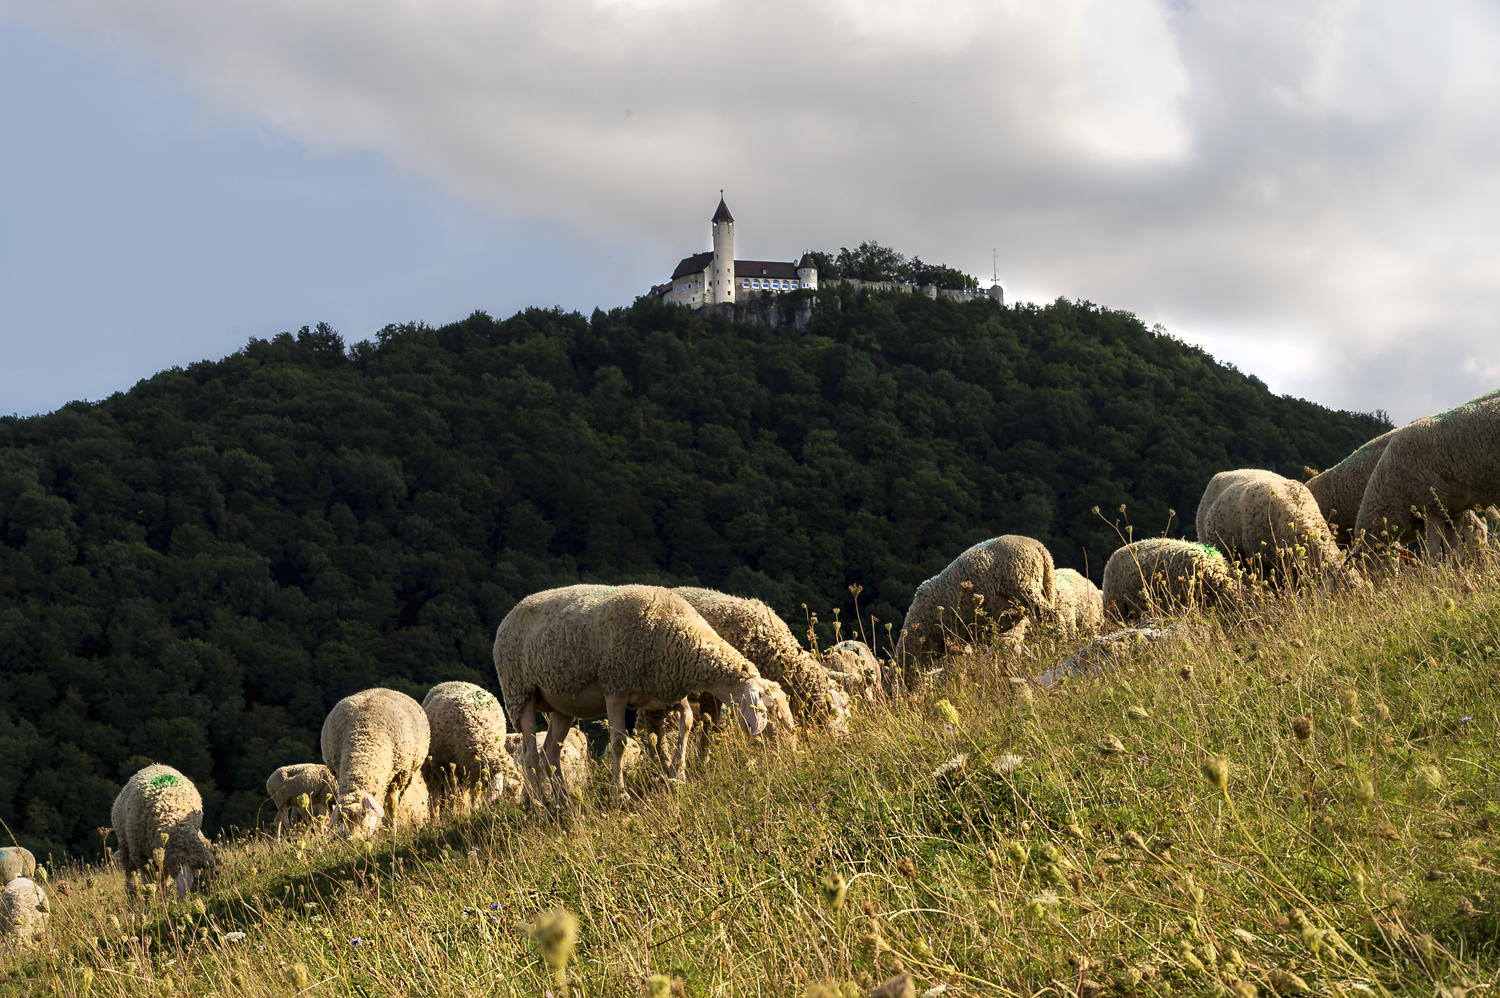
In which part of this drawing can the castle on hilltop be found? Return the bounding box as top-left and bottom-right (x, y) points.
(651, 194), (1002, 310)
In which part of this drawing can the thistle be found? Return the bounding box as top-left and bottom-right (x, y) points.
(819, 873), (848, 912)
(1290, 716), (1313, 743)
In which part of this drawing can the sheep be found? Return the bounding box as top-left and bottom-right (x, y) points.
(824, 640), (882, 705)
(496, 727), (591, 802)
(421, 681), (511, 808)
(1102, 539), (1239, 620)
(1053, 569), (1103, 638)
(264, 764), (338, 838)
(111, 764), (215, 899)
(0, 877), (48, 951)
(492, 584), (797, 805)
(1306, 428), (1397, 545)
(1196, 468), (1343, 581)
(0, 847), (35, 886)
(892, 535), (1056, 692)
(1355, 389), (1500, 552)
(321, 687), (431, 835)
(674, 587), (850, 729)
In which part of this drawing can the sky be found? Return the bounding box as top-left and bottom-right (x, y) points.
(2, 1), (1498, 423)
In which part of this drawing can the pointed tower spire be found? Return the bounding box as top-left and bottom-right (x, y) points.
(711, 190), (734, 223)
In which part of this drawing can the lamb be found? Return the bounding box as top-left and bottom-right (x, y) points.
(1196, 468), (1342, 579)
(824, 640), (882, 705)
(0, 846), (35, 886)
(1053, 569), (1104, 638)
(422, 681), (511, 807)
(492, 584), (796, 805)
(321, 688), (431, 835)
(1355, 389), (1500, 551)
(264, 764), (338, 838)
(1305, 428), (1397, 545)
(1102, 539), (1239, 620)
(111, 764), (215, 899)
(892, 535), (1056, 692)
(0, 877), (48, 951)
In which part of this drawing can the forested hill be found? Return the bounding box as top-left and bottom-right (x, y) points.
(0, 289), (1389, 859)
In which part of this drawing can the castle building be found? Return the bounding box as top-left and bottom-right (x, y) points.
(653, 194), (817, 309)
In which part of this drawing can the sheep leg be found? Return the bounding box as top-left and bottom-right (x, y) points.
(666, 697), (694, 782)
(541, 712), (574, 805)
(606, 695), (630, 806)
(518, 694), (549, 806)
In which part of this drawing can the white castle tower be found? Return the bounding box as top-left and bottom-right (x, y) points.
(710, 192), (734, 304)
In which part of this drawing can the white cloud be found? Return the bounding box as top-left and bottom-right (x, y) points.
(5, 0), (1499, 422)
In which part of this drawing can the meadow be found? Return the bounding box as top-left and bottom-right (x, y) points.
(4, 558), (1499, 998)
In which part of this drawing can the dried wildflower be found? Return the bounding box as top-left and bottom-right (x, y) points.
(527, 907), (579, 980)
(991, 753), (1025, 775)
(806, 984), (841, 998)
(1005, 840), (1030, 864)
(1202, 754), (1230, 791)
(1457, 896), (1478, 916)
(1179, 663), (1194, 679)
(1354, 779), (1376, 805)
(1415, 764), (1444, 795)
(1230, 980), (1258, 998)
(285, 963), (311, 990)
(1097, 735), (1127, 756)
(1268, 969), (1309, 994)
(896, 857), (916, 878)
(931, 754), (967, 780)
(1338, 688), (1360, 716)
(646, 975), (674, 998)
(933, 700), (960, 727)
(1126, 706), (1150, 721)
(1290, 716), (1312, 742)
(1374, 703), (1391, 722)
(1065, 823), (1086, 840)
(1120, 831), (1146, 850)
(222, 931), (247, 943)
(867, 973), (916, 998)
(920, 986), (947, 998)
(819, 873), (847, 912)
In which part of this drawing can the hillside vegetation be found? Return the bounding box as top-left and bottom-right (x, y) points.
(5, 565), (1499, 997)
(0, 289), (1390, 857)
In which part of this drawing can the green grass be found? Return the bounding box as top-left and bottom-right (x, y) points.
(6, 563), (1500, 997)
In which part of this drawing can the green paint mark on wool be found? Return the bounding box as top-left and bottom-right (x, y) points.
(471, 690), (494, 708)
(1434, 387), (1500, 422)
(147, 773), (183, 790)
(1193, 543), (1224, 560)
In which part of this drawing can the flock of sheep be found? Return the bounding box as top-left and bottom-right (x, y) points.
(3, 389), (1496, 951)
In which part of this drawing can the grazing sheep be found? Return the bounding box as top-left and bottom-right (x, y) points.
(321, 688), (431, 835)
(265, 764), (337, 838)
(1306, 429), (1397, 545)
(1355, 389), (1500, 550)
(1197, 468), (1343, 580)
(892, 535), (1057, 691)
(496, 728), (591, 802)
(492, 584), (797, 805)
(111, 764), (215, 899)
(422, 681), (511, 806)
(0, 877), (48, 950)
(0, 847), (35, 886)
(674, 587), (850, 729)
(824, 640), (882, 705)
(1102, 539), (1239, 620)
(1053, 569), (1104, 638)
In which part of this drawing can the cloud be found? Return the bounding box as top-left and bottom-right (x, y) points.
(5, 0), (1499, 422)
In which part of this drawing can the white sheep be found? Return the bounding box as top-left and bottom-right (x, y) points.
(264, 764), (338, 839)
(1053, 568), (1103, 638)
(492, 584), (796, 805)
(1102, 539), (1239, 620)
(1305, 428), (1397, 545)
(421, 681), (511, 808)
(495, 728), (591, 802)
(0, 877), (48, 951)
(1196, 468), (1342, 580)
(0, 847), (35, 886)
(111, 764), (215, 899)
(1355, 389), (1500, 551)
(892, 535), (1056, 691)
(321, 688), (431, 835)
(824, 640), (882, 705)
(675, 587), (850, 730)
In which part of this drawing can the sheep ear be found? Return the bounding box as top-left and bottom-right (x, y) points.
(735, 689), (768, 736)
(176, 866), (193, 900)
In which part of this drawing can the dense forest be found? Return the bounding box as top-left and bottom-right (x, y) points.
(0, 286), (1390, 860)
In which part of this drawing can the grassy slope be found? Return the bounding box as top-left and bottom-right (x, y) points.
(6, 563), (1500, 998)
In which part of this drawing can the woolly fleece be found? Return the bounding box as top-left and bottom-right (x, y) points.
(422, 681), (510, 799)
(1102, 539), (1238, 620)
(0, 847), (35, 886)
(824, 640), (882, 703)
(264, 764), (337, 835)
(1054, 568), (1104, 638)
(1197, 468), (1341, 574)
(1306, 428), (1397, 545)
(110, 764), (215, 896)
(500, 728), (590, 801)
(320, 687), (431, 834)
(0, 877), (47, 951)
(1356, 389), (1500, 546)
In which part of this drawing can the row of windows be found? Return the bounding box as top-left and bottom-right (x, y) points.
(744, 278), (800, 290)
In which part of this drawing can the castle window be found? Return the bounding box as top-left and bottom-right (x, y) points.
(742, 280), (750, 288)
(791, 281), (799, 289)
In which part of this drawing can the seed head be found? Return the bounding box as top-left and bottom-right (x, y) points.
(1415, 765), (1444, 795)
(284, 963), (310, 990)
(1290, 716), (1313, 743)
(1354, 779), (1375, 805)
(933, 699), (960, 727)
(1097, 735), (1127, 756)
(646, 975), (674, 998)
(1230, 980), (1258, 998)
(1120, 831), (1146, 850)
(896, 857), (916, 878)
(806, 984), (841, 998)
(1179, 663), (1194, 679)
(1005, 840), (1030, 864)
(1338, 688), (1360, 716)
(527, 907), (579, 974)
(1126, 706), (1150, 721)
(819, 873), (847, 912)
(1202, 754), (1230, 791)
